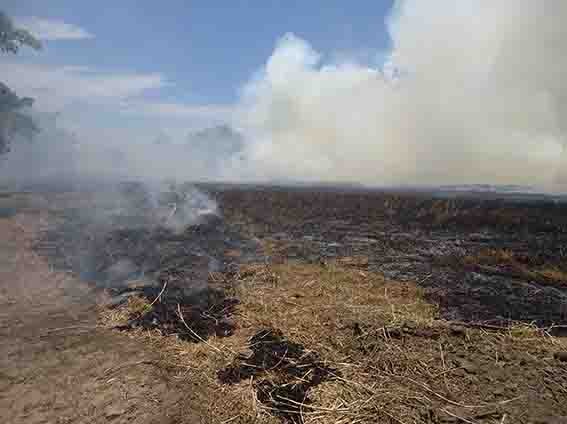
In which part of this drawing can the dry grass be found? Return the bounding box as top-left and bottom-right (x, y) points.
(99, 295), (153, 326)
(462, 249), (517, 267)
(462, 248), (567, 286)
(231, 263), (437, 361)
(99, 262), (566, 424)
(98, 291), (280, 423)
(533, 268), (567, 284)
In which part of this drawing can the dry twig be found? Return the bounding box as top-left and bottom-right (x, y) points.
(148, 279), (168, 308)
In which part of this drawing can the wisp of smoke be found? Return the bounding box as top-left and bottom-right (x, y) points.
(232, 0), (567, 190)
(68, 181), (219, 235)
(144, 181), (219, 233)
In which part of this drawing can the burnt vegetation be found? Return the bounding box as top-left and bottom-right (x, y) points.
(219, 329), (337, 423)
(27, 184), (567, 423)
(207, 186), (567, 326)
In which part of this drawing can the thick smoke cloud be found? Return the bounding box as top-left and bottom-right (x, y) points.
(3, 1), (567, 192)
(233, 1), (567, 190)
(0, 111), (242, 185)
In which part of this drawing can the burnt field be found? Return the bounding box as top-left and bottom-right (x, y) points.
(206, 185), (567, 327)
(10, 183), (567, 423)
(32, 183), (567, 327)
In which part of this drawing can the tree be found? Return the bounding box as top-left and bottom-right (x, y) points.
(0, 11), (41, 53)
(0, 10), (41, 154)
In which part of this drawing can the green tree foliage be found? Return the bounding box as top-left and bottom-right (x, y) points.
(0, 10), (41, 154)
(0, 11), (42, 53)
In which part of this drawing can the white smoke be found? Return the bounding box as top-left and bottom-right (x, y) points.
(232, 1), (567, 190)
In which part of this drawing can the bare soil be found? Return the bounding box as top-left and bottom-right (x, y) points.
(0, 210), (205, 423)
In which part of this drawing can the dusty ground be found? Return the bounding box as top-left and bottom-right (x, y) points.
(0, 206), (206, 423)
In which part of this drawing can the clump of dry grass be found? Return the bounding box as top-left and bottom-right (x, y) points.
(461, 248), (567, 286)
(462, 248), (517, 267)
(98, 295), (153, 328)
(532, 267), (567, 284)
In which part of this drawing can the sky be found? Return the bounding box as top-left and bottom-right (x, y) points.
(1, 1), (394, 143)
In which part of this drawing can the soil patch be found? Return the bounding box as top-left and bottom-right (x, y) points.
(0, 211), (206, 423)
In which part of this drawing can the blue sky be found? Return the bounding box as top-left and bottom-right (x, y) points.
(1, 1), (394, 141)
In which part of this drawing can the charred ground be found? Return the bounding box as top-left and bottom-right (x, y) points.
(3, 183), (567, 423)
(206, 185), (567, 326)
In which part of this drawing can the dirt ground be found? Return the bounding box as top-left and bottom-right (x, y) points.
(0, 211), (206, 423)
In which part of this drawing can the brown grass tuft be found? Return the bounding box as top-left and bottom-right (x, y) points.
(462, 249), (567, 286)
(533, 268), (567, 284)
(462, 248), (517, 266)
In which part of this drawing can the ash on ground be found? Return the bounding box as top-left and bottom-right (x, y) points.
(34, 181), (262, 341)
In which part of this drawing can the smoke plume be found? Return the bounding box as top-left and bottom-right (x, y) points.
(3, 1), (567, 192)
(233, 1), (567, 190)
